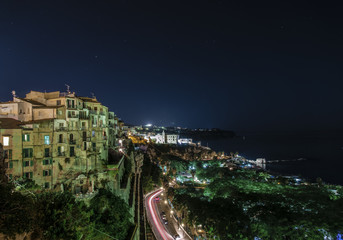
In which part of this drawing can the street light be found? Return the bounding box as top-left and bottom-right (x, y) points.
(164, 200), (167, 204)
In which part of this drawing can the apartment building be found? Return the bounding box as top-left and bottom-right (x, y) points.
(0, 90), (122, 191)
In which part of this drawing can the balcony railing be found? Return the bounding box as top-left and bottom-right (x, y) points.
(58, 152), (66, 157)
(79, 114), (89, 119)
(68, 113), (79, 118)
(67, 105), (77, 109)
(56, 127), (67, 131)
(69, 139), (76, 145)
(89, 110), (97, 115)
(99, 111), (106, 116)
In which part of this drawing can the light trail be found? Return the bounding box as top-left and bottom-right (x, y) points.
(147, 189), (173, 240)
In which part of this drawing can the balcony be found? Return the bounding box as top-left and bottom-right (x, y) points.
(67, 104), (77, 109)
(99, 111), (106, 116)
(69, 139), (76, 145)
(89, 110), (97, 115)
(68, 112), (79, 118)
(56, 127), (67, 131)
(79, 114), (89, 120)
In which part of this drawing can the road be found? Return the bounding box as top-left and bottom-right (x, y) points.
(145, 189), (192, 240)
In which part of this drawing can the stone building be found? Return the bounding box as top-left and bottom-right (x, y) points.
(0, 90), (123, 191)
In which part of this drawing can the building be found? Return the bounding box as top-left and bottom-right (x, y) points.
(166, 134), (179, 144)
(178, 138), (193, 145)
(0, 90), (124, 191)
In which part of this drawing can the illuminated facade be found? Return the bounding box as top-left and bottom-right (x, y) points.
(0, 90), (123, 191)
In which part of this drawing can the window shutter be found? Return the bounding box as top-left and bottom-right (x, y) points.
(23, 161), (25, 167)
(9, 150), (12, 160)
(30, 160), (33, 166)
(22, 134), (25, 141)
(30, 149), (33, 158)
(9, 162), (13, 169)
(29, 172), (33, 178)
(27, 135), (30, 141)
(43, 170), (45, 176)
(50, 159), (53, 164)
(49, 170), (52, 176)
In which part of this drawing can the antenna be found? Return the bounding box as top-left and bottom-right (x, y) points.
(65, 84), (71, 94)
(11, 90), (17, 98)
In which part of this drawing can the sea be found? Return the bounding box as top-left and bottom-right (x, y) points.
(199, 131), (343, 185)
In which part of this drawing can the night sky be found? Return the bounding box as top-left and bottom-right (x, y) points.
(1, 1), (342, 131)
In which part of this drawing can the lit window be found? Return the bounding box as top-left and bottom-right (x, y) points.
(44, 135), (50, 145)
(23, 134), (30, 142)
(3, 136), (9, 146)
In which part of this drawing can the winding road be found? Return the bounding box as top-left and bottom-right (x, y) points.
(145, 189), (191, 240)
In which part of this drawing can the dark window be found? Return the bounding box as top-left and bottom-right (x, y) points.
(43, 170), (51, 176)
(44, 182), (50, 188)
(70, 147), (75, 157)
(23, 148), (33, 158)
(24, 172), (33, 179)
(59, 134), (63, 143)
(43, 159), (52, 165)
(56, 100), (61, 105)
(44, 148), (50, 157)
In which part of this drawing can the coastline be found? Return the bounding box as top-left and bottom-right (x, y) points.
(196, 135), (343, 186)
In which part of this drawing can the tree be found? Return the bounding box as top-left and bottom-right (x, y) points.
(0, 183), (34, 238)
(32, 191), (91, 240)
(88, 189), (133, 240)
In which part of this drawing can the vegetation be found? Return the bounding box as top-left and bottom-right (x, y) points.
(142, 153), (162, 193)
(0, 182), (132, 240)
(167, 161), (343, 239)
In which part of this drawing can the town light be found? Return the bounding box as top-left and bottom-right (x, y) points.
(161, 193), (164, 196)
(164, 200), (167, 204)
(182, 223), (185, 227)
(170, 210), (174, 214)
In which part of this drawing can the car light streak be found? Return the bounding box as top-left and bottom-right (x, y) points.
(147, 189), (172, 240)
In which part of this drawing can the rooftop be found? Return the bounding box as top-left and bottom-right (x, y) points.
(0, 118), (22, 129)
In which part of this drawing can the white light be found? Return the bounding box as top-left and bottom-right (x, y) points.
(164, 200), (167, 204)
(3, 136), (9, 146)
(145, 124), (152, 127)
